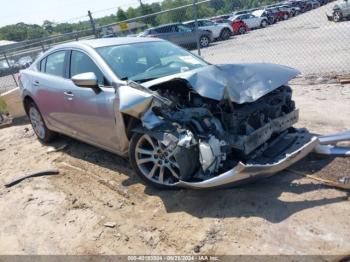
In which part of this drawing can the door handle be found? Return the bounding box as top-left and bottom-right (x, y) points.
(33, 81), (40, 86)
(63, 91), (74, 97)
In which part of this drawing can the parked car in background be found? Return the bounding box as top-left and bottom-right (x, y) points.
(327, 0), (350, 22)
(184, 19), (233, 41)
(282, 3), (302, 16)
(316, 0), (329, 5)
(252, 9), (276, 24)
(139, 23), (212, 48)
(18, 56), (33, 68)
(308, 0), (321, 8)
(229, 13), (269, 29)
(211, 17), (249, 35)
(288, 0), (307, 12)
(266, 7), (289, 21)
(232, 9), (251, 16)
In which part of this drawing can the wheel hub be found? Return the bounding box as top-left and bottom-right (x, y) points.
(135, 134), (180, 185)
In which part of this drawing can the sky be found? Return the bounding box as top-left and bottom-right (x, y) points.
(0, 0), (157, 27)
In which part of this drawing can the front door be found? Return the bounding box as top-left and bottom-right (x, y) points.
(63, 50), (121, 152)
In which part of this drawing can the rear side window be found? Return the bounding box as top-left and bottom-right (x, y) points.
(45, 51), (66, 77)
(70, 51), (106, 86)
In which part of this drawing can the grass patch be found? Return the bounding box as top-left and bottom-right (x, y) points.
(0, 96), (8, 114)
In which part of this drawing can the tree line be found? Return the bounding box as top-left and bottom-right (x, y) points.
(0, 0), (278, 42)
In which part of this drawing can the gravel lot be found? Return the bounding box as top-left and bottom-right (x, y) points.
(0, 77), (349, 255)
(202, 1), (350, 75)
(0, 4), (350, 256)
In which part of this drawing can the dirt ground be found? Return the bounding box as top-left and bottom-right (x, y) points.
(0, 76), (349, 255)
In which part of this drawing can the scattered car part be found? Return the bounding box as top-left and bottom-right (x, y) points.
(46, 143), (68, 153)
(314, 130), (350, 156)
(4, 169), (59, 188)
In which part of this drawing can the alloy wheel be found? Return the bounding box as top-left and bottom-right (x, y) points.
(200, 36), (209, 47)
(29, 107), (46, 139)
(333, 12), (341, 22)
(134, 134), (180, 186)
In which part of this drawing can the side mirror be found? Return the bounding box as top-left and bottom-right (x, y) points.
(72, 72), (98, 88)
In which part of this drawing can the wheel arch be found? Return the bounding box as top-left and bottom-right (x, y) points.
(23, 95), (36, 116)
(122, 114), (142, 140)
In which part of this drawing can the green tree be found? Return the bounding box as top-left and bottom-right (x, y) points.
(116, 8), (128, 21)
(43, 20), (54, 34)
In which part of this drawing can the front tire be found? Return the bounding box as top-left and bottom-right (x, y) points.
(28, 102), (56, 144)
(260, 20), (268, 28)
(220, 28), (231, 40)
(199, 35), (210, 48)
(129, 132), (181, 189)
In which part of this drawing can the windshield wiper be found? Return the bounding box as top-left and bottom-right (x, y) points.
(132, 77), (158, 83)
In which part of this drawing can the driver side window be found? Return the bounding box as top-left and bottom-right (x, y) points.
(70, 51), (108, 86)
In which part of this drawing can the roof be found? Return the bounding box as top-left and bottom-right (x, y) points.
(148, 23), (181, 30)
(53, 37), (163, 50)
(183, 19), (209, 23)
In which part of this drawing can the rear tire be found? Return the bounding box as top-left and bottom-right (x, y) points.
(238, 26), (247, 34)
(28, 102), (56, 144)
(220, 28), (231, 40)
(199, 35), (210, 48)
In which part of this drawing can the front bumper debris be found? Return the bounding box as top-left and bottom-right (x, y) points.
(175, 129), (318, 189)
(314, 130), (350, 156)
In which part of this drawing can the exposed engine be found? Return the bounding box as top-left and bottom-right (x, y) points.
(148, 82), (299, 181)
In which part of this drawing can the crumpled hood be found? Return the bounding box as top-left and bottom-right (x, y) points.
(142, 63), (300, 104)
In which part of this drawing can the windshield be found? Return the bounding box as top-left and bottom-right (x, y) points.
(96, 41), (208, 82)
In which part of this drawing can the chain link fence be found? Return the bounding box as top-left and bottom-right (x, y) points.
(1, 0), (349, 95)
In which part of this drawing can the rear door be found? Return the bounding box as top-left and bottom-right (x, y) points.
(62, 50), (119, 150)
(32, 50), (73, 133)
(154, 26), (173, 41)
(241, 14), (254, 28)
(248, 14), (261, 27)
(176, 24), (196, 45)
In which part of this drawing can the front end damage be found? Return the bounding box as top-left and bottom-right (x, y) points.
(118, 63), (343, 188)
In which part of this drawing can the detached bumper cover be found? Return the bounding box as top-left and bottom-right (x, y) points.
(175, 131), (318, 189)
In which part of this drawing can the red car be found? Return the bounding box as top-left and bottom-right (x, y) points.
(211, 17), (249, 35)
(266, 7), (291, 22)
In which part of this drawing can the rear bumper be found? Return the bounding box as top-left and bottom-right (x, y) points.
(175, 129), (318, 189)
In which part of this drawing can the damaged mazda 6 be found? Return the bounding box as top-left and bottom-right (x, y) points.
(19, 37), (318, 189)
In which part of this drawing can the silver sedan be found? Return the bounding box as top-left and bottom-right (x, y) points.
(19, 37), (316, 189)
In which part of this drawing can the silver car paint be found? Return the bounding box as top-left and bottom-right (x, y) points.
(141, 63), (299, 104)
(20, 40), (138, 155)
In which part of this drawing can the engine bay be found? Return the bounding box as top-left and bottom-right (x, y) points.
(140, 81), (303, 182)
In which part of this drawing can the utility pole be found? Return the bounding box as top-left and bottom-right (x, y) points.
(192, 0), (200, 56)
(88, 10), (97, 38)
